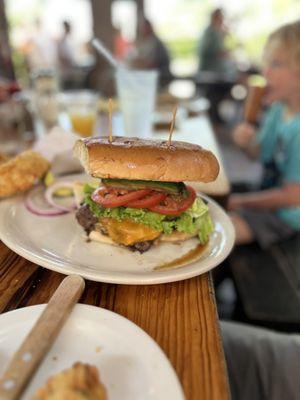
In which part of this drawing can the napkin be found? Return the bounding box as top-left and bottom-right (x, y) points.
(33, 127), (84, 175)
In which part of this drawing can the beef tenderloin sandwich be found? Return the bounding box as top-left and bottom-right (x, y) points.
(73, 136), (219, 253)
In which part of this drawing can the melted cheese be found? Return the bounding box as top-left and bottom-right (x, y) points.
(100, 218), (160, 246)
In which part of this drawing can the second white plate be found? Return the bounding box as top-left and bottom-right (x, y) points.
(0, 304), (184, 399)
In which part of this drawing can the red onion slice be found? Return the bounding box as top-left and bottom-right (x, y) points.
(25, 186), (67, 217)
(44, 181), (77, 212)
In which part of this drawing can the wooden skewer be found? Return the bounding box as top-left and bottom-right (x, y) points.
(168, 105), (177, 146)
(0, 275), (85, 400)
(108, 98), (113, 143)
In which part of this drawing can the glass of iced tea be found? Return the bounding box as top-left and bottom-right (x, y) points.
(63, 91), (99, 137)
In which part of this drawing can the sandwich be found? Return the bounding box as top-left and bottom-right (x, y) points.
(73, 136), (219, 253)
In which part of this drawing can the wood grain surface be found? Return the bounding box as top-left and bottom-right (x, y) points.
(0, 241), (230, 400)
(0, 275), (85, 400)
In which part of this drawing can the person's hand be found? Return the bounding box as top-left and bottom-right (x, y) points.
(227, 194), (244, 211)
(232, 122), (256, 150)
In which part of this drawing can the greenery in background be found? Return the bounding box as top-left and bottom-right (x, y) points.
(157, 0), (210, 62)
(6, 0), (300, 82)
(5, 0), (43, 85)
(153, 0), (300, 72)
(167, 37), (198, 59)
(11, 49), (29, 87)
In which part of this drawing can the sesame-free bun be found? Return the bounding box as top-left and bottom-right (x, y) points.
(73, 136), (219, 183)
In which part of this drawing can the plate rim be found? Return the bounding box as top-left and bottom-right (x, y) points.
(0, 303), (185, 399)
(0, 191), (235, 284)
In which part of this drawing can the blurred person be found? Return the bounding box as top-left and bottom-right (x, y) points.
(57, 20), (76, 71)
(113, 27), (132, 61)
(197, 8), (237, 123)
(221, 320), (300, 400)
(198, 8), (233, 76)
(126, 15), (170, 80)
(228, 20), (300, 249)
(0, 79), (9, 102)
(57, 20), (80, 89)
(25, 18), (57, 71)
(0, 35), (14, 79)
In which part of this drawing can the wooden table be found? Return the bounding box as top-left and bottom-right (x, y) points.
(0, 115), (231, 400)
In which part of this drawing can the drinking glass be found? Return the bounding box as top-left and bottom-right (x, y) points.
(115, 68), (158, 137)
(63, 91), (99, 137)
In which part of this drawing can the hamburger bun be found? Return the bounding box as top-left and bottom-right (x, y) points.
(73, 136), (219, 183)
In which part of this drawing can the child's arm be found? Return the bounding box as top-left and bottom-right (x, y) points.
(228, 182), (300, 211)
(232, 122), (260, 158)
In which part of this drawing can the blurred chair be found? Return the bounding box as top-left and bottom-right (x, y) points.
(195, 71), (236, 123)
(229, 233), (300, 332)
(221, 320), (300, 400)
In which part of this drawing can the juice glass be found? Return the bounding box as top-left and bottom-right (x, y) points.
(64, 91), (99, 137)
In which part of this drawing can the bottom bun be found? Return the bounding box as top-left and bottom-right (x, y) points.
(159, 231), (197, 242)
(89, 231), (116, 245)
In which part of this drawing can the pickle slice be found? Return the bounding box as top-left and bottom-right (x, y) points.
(101, 178), (186, 194)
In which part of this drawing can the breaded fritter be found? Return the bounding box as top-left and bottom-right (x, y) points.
(32, 362), (107, 400)
(0, 150), (50, 198)
(0, 153), (9, 164)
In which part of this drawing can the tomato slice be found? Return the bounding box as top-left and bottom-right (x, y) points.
(92, 187), (152, 208)
(126, 191), (167, 208)
(149, 186), (197, 216)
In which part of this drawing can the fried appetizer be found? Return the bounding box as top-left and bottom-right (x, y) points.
(0, 150), (50, 198)
(0, 153), (9, 164)
(32, 362), (107, 400)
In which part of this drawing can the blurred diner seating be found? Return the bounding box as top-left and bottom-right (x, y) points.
(228, 234), (300, 332)
(221, 320), (300, 400)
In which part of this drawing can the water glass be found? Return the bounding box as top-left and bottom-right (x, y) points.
(116, 68), (158, 137)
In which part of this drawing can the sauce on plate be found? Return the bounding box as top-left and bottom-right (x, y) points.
(154, 241), (208, 271)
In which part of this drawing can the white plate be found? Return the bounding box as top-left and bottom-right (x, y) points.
(0, 177), (235, 284)
(0, 304), (184, 399)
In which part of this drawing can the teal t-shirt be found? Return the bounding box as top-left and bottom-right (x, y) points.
(256, 102), (300, 230)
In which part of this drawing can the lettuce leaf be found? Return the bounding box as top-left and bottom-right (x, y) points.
(83, 184), (214, 244)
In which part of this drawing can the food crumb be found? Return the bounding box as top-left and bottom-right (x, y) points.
(95, 346), (102, 353)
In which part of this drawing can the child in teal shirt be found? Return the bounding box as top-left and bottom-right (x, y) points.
(258, 102), (300, 230)
(229, 20), (300, 248)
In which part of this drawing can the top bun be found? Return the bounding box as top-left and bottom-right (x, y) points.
(73, 136), (219, 183)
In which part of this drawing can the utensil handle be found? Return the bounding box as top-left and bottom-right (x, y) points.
(0, 274), (85, 400)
